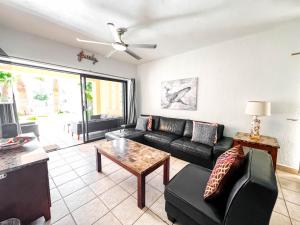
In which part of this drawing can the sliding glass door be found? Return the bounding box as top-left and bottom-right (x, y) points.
(81, 75), (127, 142)
(0, 62), (128, 146)
(0, 63), (84, 150)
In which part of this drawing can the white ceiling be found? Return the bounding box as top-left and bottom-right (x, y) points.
(0, 0), (300, 64)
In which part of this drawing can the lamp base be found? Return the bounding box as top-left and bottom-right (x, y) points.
(250, 116), (261, 140)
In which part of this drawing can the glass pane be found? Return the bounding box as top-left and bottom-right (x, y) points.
(0, 63), (83, 148)
(84, 77), (125, 141)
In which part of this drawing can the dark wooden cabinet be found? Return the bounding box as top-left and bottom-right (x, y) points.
(0, 162), (51, 225)
(0, 137), (50, 225)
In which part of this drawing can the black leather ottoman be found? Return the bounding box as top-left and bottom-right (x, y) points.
(105, 128), (145, 142)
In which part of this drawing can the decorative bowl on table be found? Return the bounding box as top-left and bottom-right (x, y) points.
(0, 136), (35, 150)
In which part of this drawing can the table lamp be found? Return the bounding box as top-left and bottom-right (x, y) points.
(245, 101), (271, 140)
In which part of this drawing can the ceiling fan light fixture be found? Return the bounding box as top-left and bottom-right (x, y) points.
(112, 43), (126, 51)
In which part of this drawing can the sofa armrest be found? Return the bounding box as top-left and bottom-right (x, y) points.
(213, 136), (233, 161)
(121, 124), (136, 129)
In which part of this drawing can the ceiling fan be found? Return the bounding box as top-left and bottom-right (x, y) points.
(76, 23), (157, 60)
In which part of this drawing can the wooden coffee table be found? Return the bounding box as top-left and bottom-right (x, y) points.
(94, 138), (170, 209)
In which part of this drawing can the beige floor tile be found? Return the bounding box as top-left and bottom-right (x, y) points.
(53, 215), (75, 225)
(81, 170), (106, 185)
(283, 189), (300, 205)
(48, 159), (67, 170)
(277, 171), (300, 183)
(89, 176), (116, 195)
(133, 185), (163, 207)
(274, 198), (289, 216)
(74, 164), (95, 176)
(72, 198), (109, 225)
(99, 185), (130, 209)
(50, 200), (70, 223)
(134, 209), (167, 225)
(147, 171), (159, 181)
(57, 178), (86, 197)
(102, 163), (122, 175)
(70, 159), (89, 169)
(49, 178), (56, 190)
(50, 188), (62, 203)
(64, 186), (96, 211)
(119, 176), (137, 194)
(148, 174), (165, 193)
(269, 212), (291, 225)
(64, 155), (83, 163)
(94, 212), (122, 225)
(277, 182), (284, 199)
(150, 195), (172, 225)
(108, 169), (132, 184)
(287, 201), (300, 221)
(112, 196), (147, 225)
(292, 220), (300, 225)
(50, 165), (73, 177)
(280, 178), (300, 193)
(53, 171), (78, 186)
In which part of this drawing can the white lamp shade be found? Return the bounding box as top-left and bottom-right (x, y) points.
(245, 101), (271, 116)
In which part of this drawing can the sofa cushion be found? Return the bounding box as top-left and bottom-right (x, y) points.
(183, 120), (225, 141)
(158, 117), (186, 136)
(165, 164), (224, 225)
(170, 137), (213, 162)
(183, 120), (193, 137)
(204, 145), (244, 201)
(192, 122), (218, 146)
(144, 131), (180, 150)
(135, 116), (148, 131)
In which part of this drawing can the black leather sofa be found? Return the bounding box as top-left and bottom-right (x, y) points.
(165, 149), (278, 225)
(105, 115), (233, 169)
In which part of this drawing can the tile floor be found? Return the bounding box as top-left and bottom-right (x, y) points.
(31, 142), (300, 225)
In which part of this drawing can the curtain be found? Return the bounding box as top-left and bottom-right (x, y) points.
(127, 79), (137, 124)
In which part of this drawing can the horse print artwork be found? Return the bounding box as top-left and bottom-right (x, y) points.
(161, 77), (198, 110)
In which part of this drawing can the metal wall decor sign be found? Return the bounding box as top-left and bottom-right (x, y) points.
(77, 50), (98, 64)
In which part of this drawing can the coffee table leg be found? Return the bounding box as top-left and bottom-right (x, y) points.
(96, 149), (102, 172)
(163, 157), (170, 185)
(137, 174), (145, 209)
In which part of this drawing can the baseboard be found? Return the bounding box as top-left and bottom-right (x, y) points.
(277, 164), (299, 174)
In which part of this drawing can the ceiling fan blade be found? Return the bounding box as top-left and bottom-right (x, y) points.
(125, 49), (142, 60)
(107, 23), (121, 42)
(127, 44), (157, 49)
(105, 49), (117, 58)
(76, 38), (111, 46)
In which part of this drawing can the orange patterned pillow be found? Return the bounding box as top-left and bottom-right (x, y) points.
(204, 145), (244, 201)
(147, 115), (153, 131)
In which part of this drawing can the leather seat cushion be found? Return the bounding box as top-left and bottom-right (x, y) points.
(158, 117), (186, 136)
(144, 131), (179, 145)
(165, 164), (224, 225)
(170, 137), (213, 161)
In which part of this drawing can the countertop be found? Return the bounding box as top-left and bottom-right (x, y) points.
(0, 139), (48, 174)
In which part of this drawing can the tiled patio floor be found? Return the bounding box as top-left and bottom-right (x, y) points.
(31, 142), (300, 225)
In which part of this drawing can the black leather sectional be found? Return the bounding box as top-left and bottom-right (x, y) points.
(105, 115), (233, 169)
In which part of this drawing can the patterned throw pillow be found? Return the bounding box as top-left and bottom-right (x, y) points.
(147, 115), (153, 131)
(191, 121), (218, 146)
(203, 145), (244, 201)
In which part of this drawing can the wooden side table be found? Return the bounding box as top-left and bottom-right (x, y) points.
(233, 132), (280, 170)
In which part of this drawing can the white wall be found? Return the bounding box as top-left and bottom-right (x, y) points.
(137, 19), (300, 169)
(0, 25), (136, 79)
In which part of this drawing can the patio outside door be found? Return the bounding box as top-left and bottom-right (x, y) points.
(80, 75), (127, 142)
